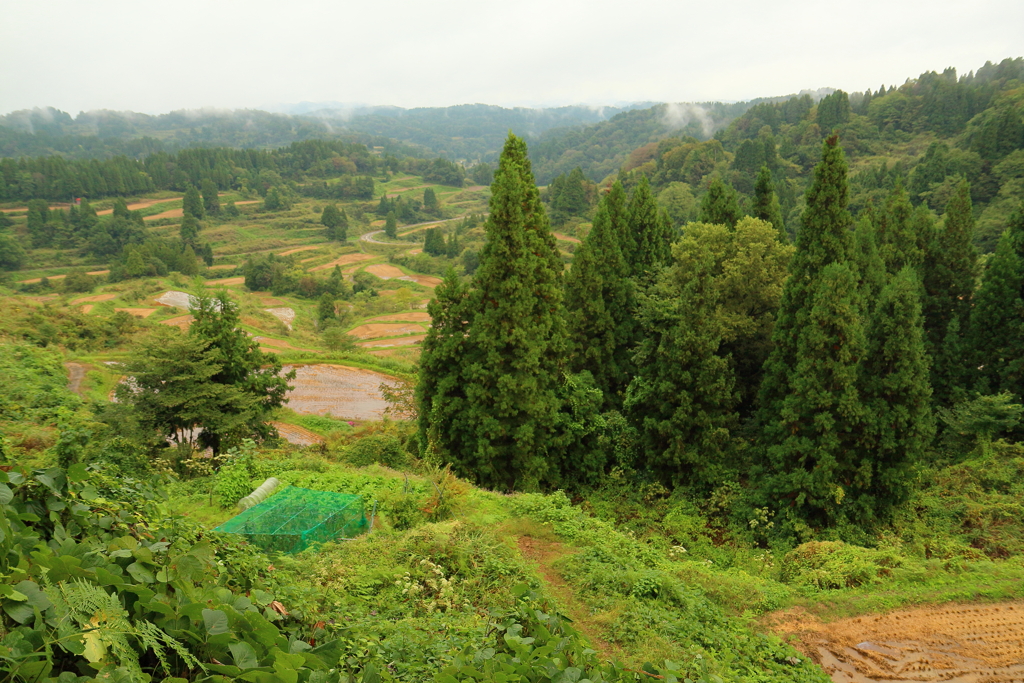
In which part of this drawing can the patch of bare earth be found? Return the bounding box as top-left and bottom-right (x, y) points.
(144, 207), (184, 221)
(516, 536), (623, 663)
(115, 308), (157, 318)
(271, 422), (324, 446)
(357, 335), (425, 348)
(205, 277), (245, 286)
(347, 322), (424, 339)
(253, 337), (317, 353)
(281, 364), (399, 421)
(265, 308), (295, 329)
(18, 270), (108, 284)
(309, 253), (374, 272)
(766, 601), (1024, 682)
(367, 311), (431, 323)
(160, 315), (194, 330)
(65, 362), (87, 396)
(278, 245), (320, 256)
(80, 305), (94, 314)
(552, 232), (582, 244)
(363, 263), (441, 287)
(72, 293), (117, 303)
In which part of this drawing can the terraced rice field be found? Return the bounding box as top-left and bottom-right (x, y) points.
(346, 322), (425, 339)
(281, 364), (400, 422)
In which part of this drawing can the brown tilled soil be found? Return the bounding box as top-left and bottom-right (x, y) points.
(204, 277), (245, 286)
(208, 264), (236, 270)
(234, 200), (260, 206)
(358, 335), (425, 348)
(18, 269), (108, 284)
(80, 305), (94, 314)
(278, 245), (320, 256)
(281, 364), (399, 421)
(363, 264), (441, 287)
(160, 314), (194, 330)
(552, 232), (582, 244)
(72, 293), (117, 303)
(346, 322), (424, 339)
(115, 308), (157, 318)
(144, 208), (184, 220)
(367, 311), (431, 323)
(767, 602), (1024, 682)
(270, 422), (325, 446)
(309, 253), (375, 272)
(96, 197), (181, 215)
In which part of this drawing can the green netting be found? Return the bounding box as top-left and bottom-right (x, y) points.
(214, 486), (368, 553)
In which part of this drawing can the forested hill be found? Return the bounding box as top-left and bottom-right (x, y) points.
(595, 57), (1024, 252)
(0, 103), (650, 164)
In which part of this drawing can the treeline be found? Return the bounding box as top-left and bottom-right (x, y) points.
(418, 131), (1024, 541)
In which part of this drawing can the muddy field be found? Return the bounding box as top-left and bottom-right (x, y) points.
(204, 277), (245, 286)
(160, 314), (194, 330)
(281, 364), (399, 421)
(72, 293), (117, 303)
(358, 335), (425, 348)
(271, 422), (324, 446)
(346, 322), (425, 339)
(769, 602), (1024, 682)
(309, 253), (374, 272)
(367, 311), (431, 323)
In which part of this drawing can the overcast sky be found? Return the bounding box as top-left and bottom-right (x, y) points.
(2, 0), (1022, 116)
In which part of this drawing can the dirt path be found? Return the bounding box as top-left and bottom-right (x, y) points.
(552, 232), (582, 244)
(271, 422), (325, 446)
(767, 601), (1024, 682)
(309, 253), (375, 272)
(516, 536), (623, 663)
(65, 362), (87, 396)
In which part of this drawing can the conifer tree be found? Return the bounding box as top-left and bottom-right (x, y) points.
(180, 214), (200, 246)
(201, 179), (220, 216)
(625, 234), (736, 489)
(605, 181), (633, 274)
(564, 198), (634, 410)
(417, 269), (471, 462)
(764, 263), (868, 528)
(968, 202), (1024, 396)
(384, 211), (398, 239)
(752, 165), (786, 237)
(759, 135), (854, 425)
(922, 179), (978, 405)
(423, 227), (446, 256)
(852, 216), (887, 309)
(183, 184), (205, 219)
(875, 184), (925, 274)
(452, 133), (567, 490)
(698, 176), (742, 228)
(858, 266), (933, 522)
(626, 176), (672, 277)
(423, 187), (439, 213)
(321, 204), (348, 241)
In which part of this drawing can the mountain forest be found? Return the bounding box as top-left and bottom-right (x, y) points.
(0, 57), (1023, 682)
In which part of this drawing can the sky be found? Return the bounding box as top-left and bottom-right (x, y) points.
(1, 0), (1022, 116)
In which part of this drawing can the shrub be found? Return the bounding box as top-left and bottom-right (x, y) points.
(780, 541), (903, 589)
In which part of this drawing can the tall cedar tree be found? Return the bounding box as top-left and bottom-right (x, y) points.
(857, 266), (934, 524)
(183, 185), (205, 219)
(698, 176), (743, 228)
(201, 179), (220, 215)
(626, 176), (672, 277)
(384, 212), (398, 239)
(424, 228), (446, 256)
(416, 269), (471, 461)
(875, 184), (928, 275)
(625, 235), (737, 489)
(605, 182), (634, 275)
(759, 135), (853, 427)
(968, 202), (1024, 396)
(455, 133), (567, 490)
(922, 180), (978, 406)
(180, 214), (200, 246)
(564, 196), (634, 410)
(765, 263), (868, 528)
(852, 216), (887, 310)
(752, 165), (786, 237)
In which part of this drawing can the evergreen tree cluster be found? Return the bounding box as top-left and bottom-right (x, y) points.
(418, 131), (1021, 539)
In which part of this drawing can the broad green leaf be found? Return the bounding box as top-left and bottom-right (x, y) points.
(126, 562), (154, 584)
(66, 463), (89, 483)
(230, 641), (260, 670)
(203, 608), (230, 635)
(0, 484), (13, 506)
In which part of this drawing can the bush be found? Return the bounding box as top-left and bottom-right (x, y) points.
(343, 434), (409, 469)
(780, 541), (903, 589)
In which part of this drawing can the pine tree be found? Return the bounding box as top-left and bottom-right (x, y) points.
(625, 233), (736, 489)
(922, 179), (978, 405)
(423, 227), (446, 256)
(564, 198), (634, 410)
(183, 184), (205, 219)
(417, 268), (471, 462)
(605, 181), (633, 274)
(423, 187), (439, 214)
(445, 231), (460, 258)
(698, 176), (742, 228)
(858, 266), (934, 523)
(968, 202), (1024, 396)
(317, 293), (336, 328)
(875, 184), (924, 274)
(759, 135), (854, 426)
(752, 165), (786, 237)
(384, 212), (397, 239)
(201, 179), (220, 216)
(453, 133), (567, 490)
(627, 176), (672, 277)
